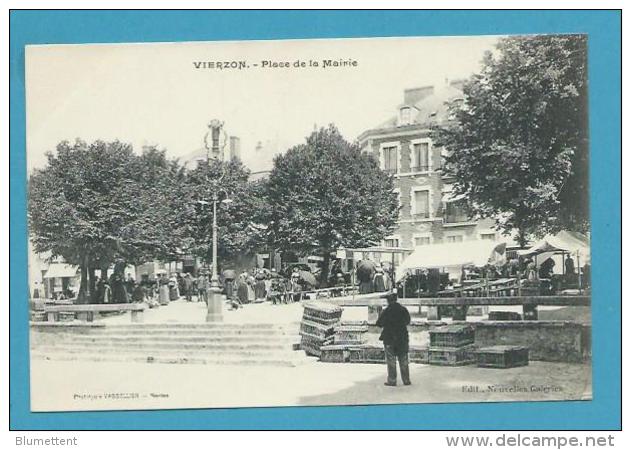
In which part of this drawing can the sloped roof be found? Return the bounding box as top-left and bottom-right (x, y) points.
(367, 84), (463, 133)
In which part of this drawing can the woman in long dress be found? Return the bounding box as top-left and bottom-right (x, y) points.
(254, 272), (267, 302)
(236, 274), (249, 304)
(373, 267), (386, 293)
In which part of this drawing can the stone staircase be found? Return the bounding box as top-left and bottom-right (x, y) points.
(30, 322), (308, 367)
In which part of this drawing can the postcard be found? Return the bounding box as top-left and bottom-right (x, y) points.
(25, 35), (591, 412)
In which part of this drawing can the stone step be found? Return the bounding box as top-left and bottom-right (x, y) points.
(33, 344), (306, 357)
(31, 350), (309, 367)
(103, 323), (299, 330)
(43, 334), (300, 344)
(32, 340), (294, 351)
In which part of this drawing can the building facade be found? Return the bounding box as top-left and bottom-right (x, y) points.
(358, 81), (498, 251)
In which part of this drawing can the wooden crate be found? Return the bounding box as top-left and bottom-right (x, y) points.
(410, 346), (430, 364)
(351, 345), (429, 364)
(30, 311), (47, 322)
(300, 319), (336, 340)
(429, 324), (474, 348)
(334, 325), (368, 345)
(58, 312), (75, 322)
(488, 311), (522, 321)
(476, 346), (529, 368)
(428, 344), (476, 366)
(320, 345), (362, 363)
(361, 344), (386, 363)
(302, 301), (343, 323)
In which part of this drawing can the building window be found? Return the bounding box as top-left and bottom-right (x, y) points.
(446, 234), (464, 243)
(412, 190), (430, 218)
(411, 142), (430, 172)
(400, 107), (411, 125)
(384, 238), (400, 248)
(480, 232), (497, 241)
(444, 199), (470, 224)
(414, 236), (431, 247)
(382, 146), (398, 174)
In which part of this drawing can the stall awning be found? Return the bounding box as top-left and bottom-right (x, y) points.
(517, 231), (590, 260)
(43, 263), (79, 279)
(396, 241), (507, 281)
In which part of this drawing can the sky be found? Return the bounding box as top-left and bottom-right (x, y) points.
(25, 35), (500, 173)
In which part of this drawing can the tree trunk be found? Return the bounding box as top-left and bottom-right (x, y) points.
(77, 253), (89, 304)
(88, 267), (96, 303)
(320, 248), (331, 288)
(517, 228), (528, 249)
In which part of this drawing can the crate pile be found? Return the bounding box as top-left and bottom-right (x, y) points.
(320, 322), (368, 363)
(299, 301), (343, 357)
(428, 324), (476, 366)
(475, 345), (529, 368)
(488, 311), (522, 321)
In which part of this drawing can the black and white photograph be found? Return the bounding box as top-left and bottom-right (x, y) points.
(25, 35), (592, 412)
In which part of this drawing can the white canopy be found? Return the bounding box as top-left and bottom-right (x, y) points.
(518, 231), (590, 261)
(43, 263), (79, 279)
(396, 241), (507, 281)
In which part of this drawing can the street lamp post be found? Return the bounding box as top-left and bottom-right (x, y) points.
(203, 119), (229, 322)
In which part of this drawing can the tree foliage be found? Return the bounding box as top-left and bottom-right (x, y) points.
(176, 158), (268, 266)
(266, 125), (399, 285)
(435, 35), (589, 245)
(28, 140), (183, 299)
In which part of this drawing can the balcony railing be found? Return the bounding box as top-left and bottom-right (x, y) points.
(444, 213), (472, 224)
(410, 165), (431, 172)
(383, 167), (398, 175)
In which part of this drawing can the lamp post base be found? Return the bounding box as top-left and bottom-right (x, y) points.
(206, 286), (224, 322)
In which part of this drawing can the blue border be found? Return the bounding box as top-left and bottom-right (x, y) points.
(9, 10), (621, 430)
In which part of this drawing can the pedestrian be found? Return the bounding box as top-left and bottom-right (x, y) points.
(197, 273), (209, 304)
(223, 269), (236, 300)
(168, 275), (179, 301)
(538, 258), (555, 279)
(236, 273), (249, 305)
(333, 272), (346, 297)
(125, 273), (135, 297)
(376, 292), (411, 387)
(254, 271), (267, 302)
(158, 273), (170, 305)
(373, 266), (386, 293)
(102, 281), (112, 304)
(565, 254), (576, 275)
(183, 273), (194, 301)
(131, 282), (145, 303)
(526, 261), (538, 282)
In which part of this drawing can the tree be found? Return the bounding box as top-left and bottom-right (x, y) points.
(28, 140), (182, 301)
(435, 35), (589, 246)
(267, 125), (399, 286)
(177, 158), (267, 267)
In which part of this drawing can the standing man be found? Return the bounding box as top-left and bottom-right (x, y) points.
(565, 254), (576, 275)
(197, 272), (209, 304)
(376, 292), (411, 387)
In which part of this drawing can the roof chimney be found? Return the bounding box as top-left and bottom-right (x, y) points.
(403, 86), (434, 105)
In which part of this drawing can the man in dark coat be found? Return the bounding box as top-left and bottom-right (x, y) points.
(376, 293), (411, 386)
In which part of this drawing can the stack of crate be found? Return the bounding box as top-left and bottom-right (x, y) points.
(475, 345), (529, 368)
(299, 301), (343, 357)
(428, 324), (476, 366)
(488, 311), (522, 321)
(320, 322), (368, 363)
